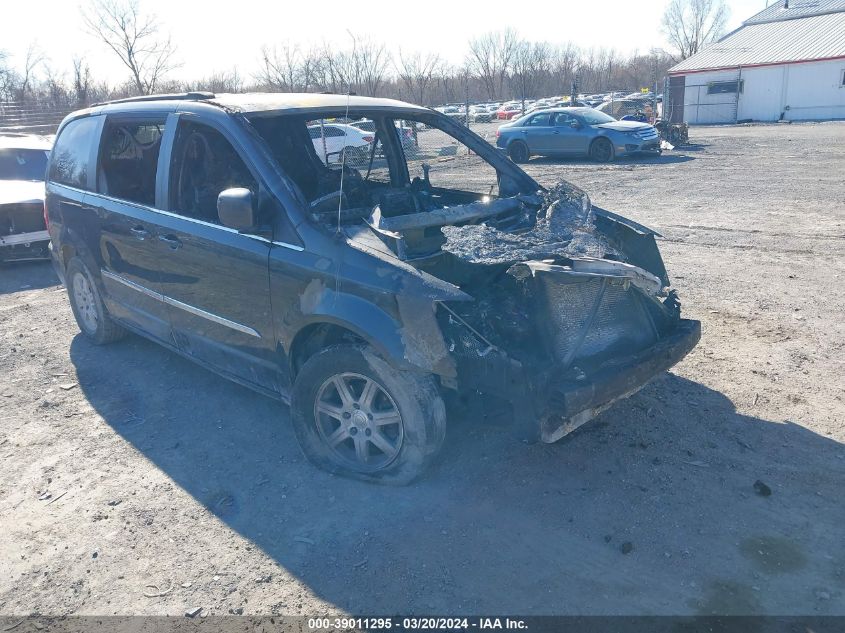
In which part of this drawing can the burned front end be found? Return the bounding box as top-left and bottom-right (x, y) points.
(367, 183), (700, 442)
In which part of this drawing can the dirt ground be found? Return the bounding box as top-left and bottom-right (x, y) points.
(1, 122), (844, 617)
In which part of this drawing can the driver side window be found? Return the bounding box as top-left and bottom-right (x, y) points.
(551, 113), (573, 127)
(169, 120), (257, 224)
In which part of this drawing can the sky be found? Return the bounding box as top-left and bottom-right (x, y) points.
(1, 0), (772, 86)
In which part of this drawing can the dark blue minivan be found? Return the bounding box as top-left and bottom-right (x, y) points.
(46, 92), (699, 483)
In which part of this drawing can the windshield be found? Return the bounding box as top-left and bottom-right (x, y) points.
(0, 148), (49, 181)
(577, 110), (617, 125)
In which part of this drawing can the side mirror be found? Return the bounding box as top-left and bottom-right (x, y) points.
(217, 188), (255, 231)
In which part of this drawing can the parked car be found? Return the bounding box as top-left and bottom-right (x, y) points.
(0, 134), (52, 262)
(349, 119), (417, 151)
(469, 105), (494, 123)
(307, 123), (373, 164)
(496, 107), (661, 163)
(438, 106), (467, 124)
(46, 92), (699, 484)
(496, 103), (523, 120)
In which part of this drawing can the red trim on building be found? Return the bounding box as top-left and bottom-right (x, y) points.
(669, 54), (845, 75)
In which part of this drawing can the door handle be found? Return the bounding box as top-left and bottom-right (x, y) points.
(158, 234), (182, 250)
(129, 226), (149, 240)
(553, 131), (561, 134)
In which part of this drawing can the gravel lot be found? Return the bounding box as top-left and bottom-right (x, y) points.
(1, 122), (844, 617)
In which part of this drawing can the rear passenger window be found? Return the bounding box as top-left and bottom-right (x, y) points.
(527, 113), (552, 126)
(49, 116), (100, 189)
(98, 118), (165, 206)
(169, 120), (257, 224)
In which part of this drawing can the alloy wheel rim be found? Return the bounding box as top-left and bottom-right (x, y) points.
(72, 272), (98, 333)
(314, 372), (404, 472)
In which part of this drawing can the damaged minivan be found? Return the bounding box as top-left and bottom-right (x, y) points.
(46, 92), (700, 484)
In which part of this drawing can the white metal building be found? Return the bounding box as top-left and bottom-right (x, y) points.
(667, 0), (845, 124)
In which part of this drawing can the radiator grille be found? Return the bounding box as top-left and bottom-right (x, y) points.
(540, 275), (657, 367)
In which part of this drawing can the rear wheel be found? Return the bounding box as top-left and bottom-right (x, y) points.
(589, 137), (614, 163)
(66, 257), (126, 344)
(508, 141), (530, 164)
(290, 344), (446, 485)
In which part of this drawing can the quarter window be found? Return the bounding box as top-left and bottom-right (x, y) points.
(98, 118), (165, 206)
(169, 120), (257, 224)
(49, 116), (100, 189)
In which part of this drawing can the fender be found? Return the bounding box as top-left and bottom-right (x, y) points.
(288, 280), (456, 378)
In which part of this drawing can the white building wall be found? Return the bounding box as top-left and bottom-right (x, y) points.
(737, 65), (785, 121)
(680, 70), (742, 124)
(680, 58), (845, 124)
(781, 59), (845, 121)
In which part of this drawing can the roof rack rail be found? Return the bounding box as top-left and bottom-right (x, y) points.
(93, 91), (216, 107)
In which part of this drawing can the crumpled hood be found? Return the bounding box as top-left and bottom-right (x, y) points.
(0, 180), (45, 206)
(594, 121), (653, 133)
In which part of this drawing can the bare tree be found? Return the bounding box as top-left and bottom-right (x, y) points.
(183, 69), (244, 94)
(257, 43), (302, 91)
(0, 50), (15, 101)
(467, 29), (519, 100)
(72, 57), (93, 106)
(661, 0), (729, 62)
(19, 43), (46, 98)
(396, 50), (440, 105)
(511, 41), (552, 106)
(354, 38), (391, 97)
(83, 0), (179, 95)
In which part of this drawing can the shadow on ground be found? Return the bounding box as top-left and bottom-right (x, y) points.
(0, 261), (59, 295)
(69, 332), (845, 615)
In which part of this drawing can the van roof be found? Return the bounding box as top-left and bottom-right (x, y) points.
(93, 92), (429, 117)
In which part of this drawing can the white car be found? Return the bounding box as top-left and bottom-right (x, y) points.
(0, 134), (52, 261)
(307, 123), (374, 164)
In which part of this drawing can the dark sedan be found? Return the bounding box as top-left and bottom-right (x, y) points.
(496, 107), (661, 163)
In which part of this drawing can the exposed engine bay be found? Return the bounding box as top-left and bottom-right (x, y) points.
(248, 107), (697, 442)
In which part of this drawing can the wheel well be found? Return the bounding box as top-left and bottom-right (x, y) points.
(289, 323), (367, 379)
(61, 244), (77, 267)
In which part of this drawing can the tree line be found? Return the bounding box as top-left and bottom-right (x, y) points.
(0, 0), (727, 112)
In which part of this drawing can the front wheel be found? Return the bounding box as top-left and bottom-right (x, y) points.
(589, 137), (614, 163)
(290, 344), (446, 485)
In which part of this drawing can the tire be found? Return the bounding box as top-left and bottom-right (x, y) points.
(669, 128), (681, 145)
(589, 137), (614, 163)
(508, 141), (530, 164)
(290, 344), (446, 485)
(66, 257), (126, 345)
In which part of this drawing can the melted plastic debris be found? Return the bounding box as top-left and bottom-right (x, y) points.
(441, 183), (619, 265)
